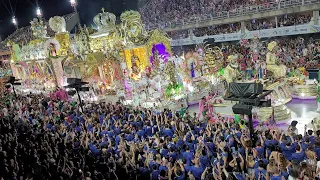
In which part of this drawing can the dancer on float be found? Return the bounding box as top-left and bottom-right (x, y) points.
(198, 96), (206, 120)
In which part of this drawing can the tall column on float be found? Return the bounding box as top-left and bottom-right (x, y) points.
(48, 15), (71, 88)
(241, 21), (246, 35)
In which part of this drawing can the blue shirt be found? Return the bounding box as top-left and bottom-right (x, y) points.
(168, 152), (177, 160)
(190, 166), (204, 180)
(89, 142), (100, 155)
(159, 165), (168, 171)
(151, 170), (160, 180)
(200, 155), (210, 168)
(183, 151), (194, 166)
(163, 128), (174, 137)
(270, 175), (282, 180)
(255, 146), (265, 157)
(234, 173), (245, 180)
(265, 139), (278, 147)
(184, 165), (191, 172)
(291, 151), (306, 162)
(280, 143), (296, 160)
(254, 168), (267, 180)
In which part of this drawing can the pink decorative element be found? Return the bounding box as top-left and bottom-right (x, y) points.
(193, 52), (198, 58)
(198, 98), (205, 120)
(51, 58), (64, 87)
(253, 54), (258, 62)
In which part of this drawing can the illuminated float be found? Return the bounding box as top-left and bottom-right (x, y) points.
(8, 17), (58, 92)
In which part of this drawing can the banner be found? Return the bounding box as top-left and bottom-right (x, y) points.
(170, 24), (320, 46)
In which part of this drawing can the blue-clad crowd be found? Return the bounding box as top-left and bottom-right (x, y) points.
(0, 93), (319, 180)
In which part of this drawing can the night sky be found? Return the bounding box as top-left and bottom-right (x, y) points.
(0, 0), (138, 40)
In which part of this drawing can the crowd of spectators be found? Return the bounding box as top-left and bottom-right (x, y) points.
(167, 13), (312, 40)
(278, 14), (312, 27)
(1, 86), (320, 180)
(167, 30), (189, 39)
(140, 0), (283, 29)
(193, 23), (241, 37)
(247, 14), (312, 31)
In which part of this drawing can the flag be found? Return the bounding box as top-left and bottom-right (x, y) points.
(234, 114), (240, 124)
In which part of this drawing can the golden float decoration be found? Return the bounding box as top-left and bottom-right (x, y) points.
(55, 32), (70, 56)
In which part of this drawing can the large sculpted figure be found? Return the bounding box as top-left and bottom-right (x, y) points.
(266, 41), (286, 79)
(120, 10), (148, 45)
(224, 55), (241, 84)
(93, 8), (116, 33)
(49, 16), (66, 33)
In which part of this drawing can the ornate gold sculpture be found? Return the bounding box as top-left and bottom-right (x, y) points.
(224, 55), (241, 84)
(30, 18), (47, 39)
(55, 33), (70, 56)
(120, 10), (148, 45)
(203, 45), (223, 75)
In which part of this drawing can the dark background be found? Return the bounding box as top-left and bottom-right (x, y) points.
(0, 0), (138, 40)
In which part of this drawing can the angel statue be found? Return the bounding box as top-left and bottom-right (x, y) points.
(49, 16), (66, 33)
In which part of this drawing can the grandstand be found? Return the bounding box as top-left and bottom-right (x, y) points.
(138, 0), (320, 47)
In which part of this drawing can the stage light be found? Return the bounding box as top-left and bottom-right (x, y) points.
(70, 0), (77, 7)
(12, 17), (17, 26)
(36, 7), (42, 17)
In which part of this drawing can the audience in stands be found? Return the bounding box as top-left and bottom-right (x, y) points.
(140, 0), (302, 29)
(193, 23), (241, 37)
(168, 13), (311, 40)
(167, 30), (189, 39)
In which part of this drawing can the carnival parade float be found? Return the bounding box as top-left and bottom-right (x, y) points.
(5, 9), (178, 104)
(8, 17), (59, 92)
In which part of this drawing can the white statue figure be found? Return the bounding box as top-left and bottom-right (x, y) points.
(49, 16), (66, 33)
(30, 18), (47, 39)
(93, 8), (116, 33)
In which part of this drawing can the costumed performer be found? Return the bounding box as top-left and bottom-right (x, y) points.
(224, 55), (241, 84)
(266, 41), (286, 79)
(198, 97), (206, 120)
(179, 104), (188, 117)
(206, 94), (216, 115)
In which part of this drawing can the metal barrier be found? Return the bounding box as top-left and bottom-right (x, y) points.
(147, 0), (320, 30)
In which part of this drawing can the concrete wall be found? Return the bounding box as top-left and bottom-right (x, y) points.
(163, 3), (320, 32)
